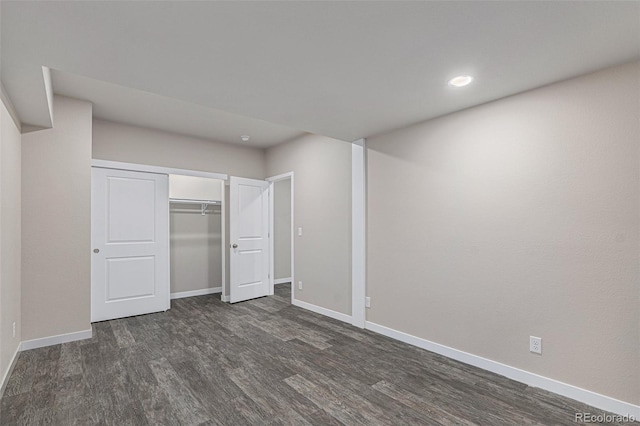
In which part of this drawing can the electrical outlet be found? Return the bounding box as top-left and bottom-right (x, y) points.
(298, 227), (303, 236)
(365, 297), (371, 308)
(12, 322), (16, 338)
(298, 281), (303, 290)
(530, 336), (542, 354)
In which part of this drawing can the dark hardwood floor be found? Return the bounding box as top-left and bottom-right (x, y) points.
(0, 284), (629, 425)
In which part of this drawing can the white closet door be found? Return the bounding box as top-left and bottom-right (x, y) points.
(229, 176), (270, 303)
(91, 167), (169, 322)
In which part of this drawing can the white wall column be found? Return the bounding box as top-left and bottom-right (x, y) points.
(351, 139), (366, 328)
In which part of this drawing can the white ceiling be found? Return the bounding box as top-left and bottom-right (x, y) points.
(2, 1), (639, 144)
(51, 69), (307, 147)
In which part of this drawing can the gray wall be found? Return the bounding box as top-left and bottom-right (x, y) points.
(0, 94), (22, 387)
(266, 134), (352, 315)
(366, 61), (640, 404)
(93, 119), (266, 179)
(170, 204), (222, 293)
(21, 96), (92, 341)
(274, 178), (292, 281)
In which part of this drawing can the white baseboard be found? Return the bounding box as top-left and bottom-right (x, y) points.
(292, 299), (352, 324)
(221, 295), (230, 302)
(0, 342), (22, 398)
(170, 287), (222, 300)
(21, 329), (93, 351)
(274, 278), (292, 285)
(365, 321), (640, 419)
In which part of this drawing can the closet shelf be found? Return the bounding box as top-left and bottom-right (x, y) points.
(170, 198), (221, 215)
(170, 198), (221, 205)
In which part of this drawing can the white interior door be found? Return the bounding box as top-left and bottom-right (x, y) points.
(91, 167), (169, 322)
(230, 176), (270, 303)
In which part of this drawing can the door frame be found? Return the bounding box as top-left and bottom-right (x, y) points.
(266, 172), (294, 302)
(90, 159), (229, 305)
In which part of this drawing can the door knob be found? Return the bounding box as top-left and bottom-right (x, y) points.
(232, 244), (238, 249)
(93, 249), (100, 253)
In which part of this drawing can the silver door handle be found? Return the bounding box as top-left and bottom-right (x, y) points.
(232, 244), (238, 249)
(93, 249), (100, 253)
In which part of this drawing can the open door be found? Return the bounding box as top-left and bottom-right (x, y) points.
(229, 176), (270, 303)
(91, 167), (170, 322)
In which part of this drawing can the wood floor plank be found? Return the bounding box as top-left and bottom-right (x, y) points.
(2, 284), (633, 425)
(227, 367), (313, 425)
(284, 374), (372, 426)
(0, 392), (30, 424)
(2, 350), (37, 397)
(148, 357), (211, 425)
(110, 320), (137, 348)
(372, 379), (478, 425)
(229, 394), (273, 425)
(27, 346), (61, 414)
(139, 385), (183, 425)
(58, 341), (83, 379)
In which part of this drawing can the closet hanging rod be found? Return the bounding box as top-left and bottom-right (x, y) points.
(170, 198), (221, 215)
(169, 198), (221, 205)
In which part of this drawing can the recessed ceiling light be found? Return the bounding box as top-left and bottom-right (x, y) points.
(448, 75), (474, 88)
(240, 135), (250, 142)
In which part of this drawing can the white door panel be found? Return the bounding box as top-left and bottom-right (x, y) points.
(106, 177), (157, 242)
(105, 256), (155, 301)
(230, 177), (270, 303)
(91, 167), (169, 322)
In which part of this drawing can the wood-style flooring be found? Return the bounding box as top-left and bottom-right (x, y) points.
(0, 284), (630, 425)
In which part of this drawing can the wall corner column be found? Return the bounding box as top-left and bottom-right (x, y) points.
(351, 138), (366, 328)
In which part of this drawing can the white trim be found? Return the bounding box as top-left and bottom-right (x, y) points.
(42, 66), (54, 126)
(165, 175), (171, 311)
(269, 181), (275, 295)
(170, 287), (222, 299)
(221, 182), (227, 302)
(265, 171), (294, 304)
(351, 139), (366, 328)
(21, 329), (93, 351)
(290, 174), (295, 305)
(273, 277), (292, 285)
(365, 321), (640, 419)
(91, 159), (228, 180)
(0, 343), (22, 398)
(221, 295), (230, 302)
(266, 172), (294, 182)
(292, 299), (352, 324)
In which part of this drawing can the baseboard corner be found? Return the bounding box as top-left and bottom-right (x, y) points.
(292, 299), (352, 324)
(21, 328), (93, 351)
(170, 287), (222, 300)
(0, 342), (22, 398)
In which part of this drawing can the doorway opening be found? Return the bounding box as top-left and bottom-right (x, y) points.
(267, 172), (294, 304)
(169, 174), (225, 301)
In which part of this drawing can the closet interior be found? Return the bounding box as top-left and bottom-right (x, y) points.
(169, 174), (225, 299)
